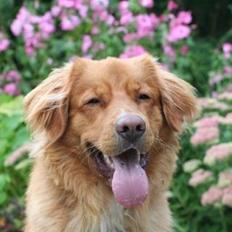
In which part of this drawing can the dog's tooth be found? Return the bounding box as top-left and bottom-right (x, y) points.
(104, 155), (114, 169)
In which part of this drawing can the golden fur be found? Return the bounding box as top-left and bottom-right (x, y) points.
(24, 54), (197, 232)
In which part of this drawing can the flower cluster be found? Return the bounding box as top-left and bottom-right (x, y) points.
(7, 0), (193, 60)
(0, 71), (21, 96)
(0, 0), (195, 98)
(204, 143), (232, 165)
(11, 6), (55, 55)
(201, 186), (232, 207)
(209, 42), (232, 93)
(189, 169), (212, 187)
(167, 11), (192, 42)
(190, 115), (224, 146)
(186, 42), (232, 209)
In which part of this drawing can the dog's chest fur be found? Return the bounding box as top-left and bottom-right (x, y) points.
(65, 200), (142, 232)
(100, 201), (126, 232)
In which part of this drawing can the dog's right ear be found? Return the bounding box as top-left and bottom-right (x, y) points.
(24, 63), (74, 144)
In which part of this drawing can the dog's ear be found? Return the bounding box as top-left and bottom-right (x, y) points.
(24, 63), (74, 143)
(158, 67), (198, 132)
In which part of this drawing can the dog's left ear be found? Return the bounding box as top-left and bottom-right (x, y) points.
(158, 67), (198, 132)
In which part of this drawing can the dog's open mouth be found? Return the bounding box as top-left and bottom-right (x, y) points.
(86, 143), (149, 208)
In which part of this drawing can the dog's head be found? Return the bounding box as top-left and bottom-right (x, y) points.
(24, 54), (197, 208)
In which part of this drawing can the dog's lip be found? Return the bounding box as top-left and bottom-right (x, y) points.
(85, 143), (149, 178)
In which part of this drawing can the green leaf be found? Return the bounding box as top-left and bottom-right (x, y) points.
(0, 96), (24, 116)
(0, 174), (11, 189)
(15, 159), (32, 170)
(0, 192), (7, 205)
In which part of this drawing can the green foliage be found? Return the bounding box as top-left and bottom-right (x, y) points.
(171, 55), (232, 231)
(0, 95), (30, 231)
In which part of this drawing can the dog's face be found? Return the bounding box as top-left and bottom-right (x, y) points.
(24, 55), (197, 208)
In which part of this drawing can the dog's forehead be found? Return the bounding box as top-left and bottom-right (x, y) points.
(79, 57), (148, 84)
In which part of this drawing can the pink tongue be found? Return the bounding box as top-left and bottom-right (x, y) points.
(112, 156), (149, 208)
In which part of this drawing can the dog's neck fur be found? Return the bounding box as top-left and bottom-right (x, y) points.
(31, 134), (177, 232)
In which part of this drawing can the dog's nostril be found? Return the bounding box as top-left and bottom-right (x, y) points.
(122, 125), (129, 133)
(136, 124), (145, 132)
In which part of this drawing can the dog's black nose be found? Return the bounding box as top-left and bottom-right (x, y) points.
(116, 114), (146, 142)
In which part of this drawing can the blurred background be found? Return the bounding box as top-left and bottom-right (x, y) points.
(0, 0), (232, 231)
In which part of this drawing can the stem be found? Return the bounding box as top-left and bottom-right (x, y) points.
(219, 206), (227, 232)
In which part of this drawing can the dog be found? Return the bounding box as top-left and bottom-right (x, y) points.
(24, 54), (197, 232)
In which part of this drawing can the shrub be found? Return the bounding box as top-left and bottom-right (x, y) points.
(171, 43), (232, 232)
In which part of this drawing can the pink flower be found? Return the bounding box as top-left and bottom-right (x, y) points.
(5, 71), (21, 82)
(222, 186), (232, 207)
(191, 126), (219, 146)
(163, 44), (176, 58)
(23, 23), (34, 37)
(11, 6), (30, 36)
(106, 15), (114, 25)
(119, 1), (129, 14)
(93, 10), (114, 25)
(40, 21), (55, 38)
(223, 43), (232, 53)
(77, 4), (88, 18)
(194, 115), (223, 128)
(29, 15), (42, 24)
(189, 169), (212, 187)
(177, 11), (192, 24)
(11, 19), (23, 36)
(139, 0), (154, 8)
(3, 83), (19, 96)
(201, 186), (223, 205)
(167, 0), (178, 10)
(90, 0), (109, 11)
(0, 38), (10, 52)
(168, 25), (191, 42)
(218, 170), (232, 187)
(16, 6), (30, 22)
(51, 6), (61, 17)
(120, 45), (146, 58)
(82, 35), (92, 54)
(222, 43), (232, 59)
(183, 159), (201, 173)
(61, 15), (80, 31)
(58, 0), (74, 8)
(136, 14), (158, 38)
(204, 143), (232, 165)
(39, 13), (55, 38)
(120, 12), (133, 25)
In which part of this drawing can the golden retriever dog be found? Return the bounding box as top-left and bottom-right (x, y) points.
(24, 54), (197, 232)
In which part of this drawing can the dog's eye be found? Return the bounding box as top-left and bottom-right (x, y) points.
(85, 98), (101, 106)
(138, 93), (151, 101)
